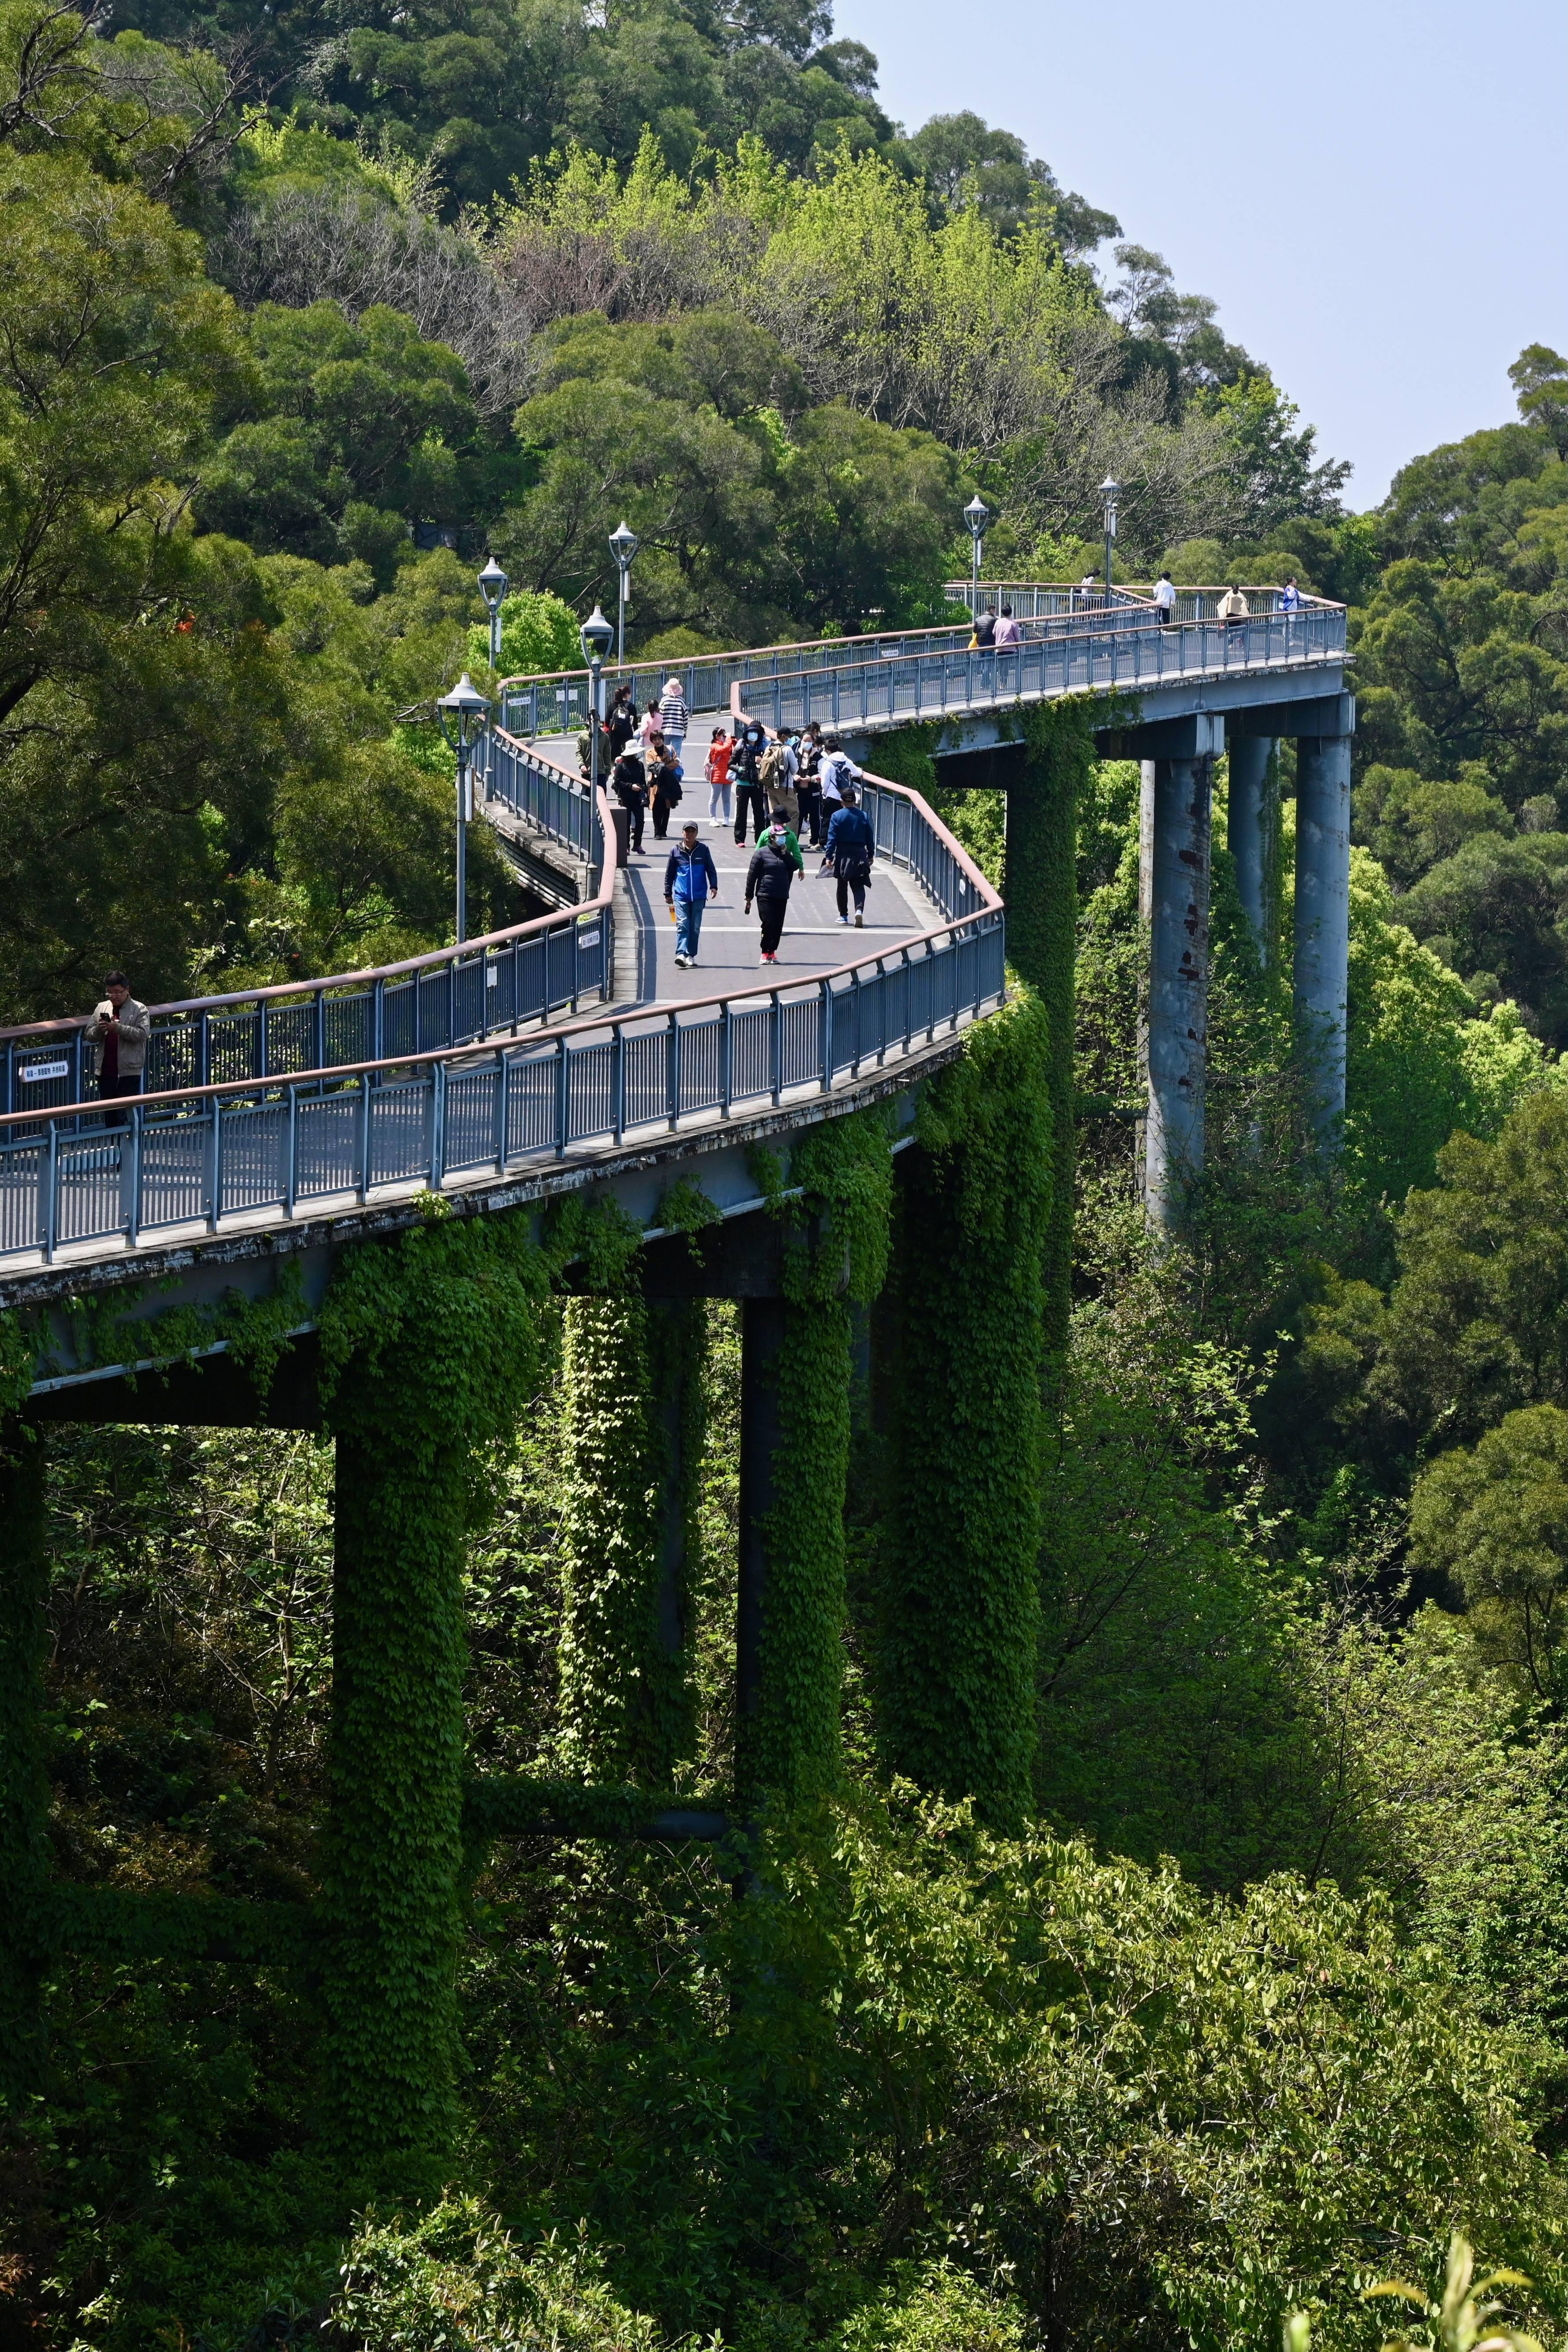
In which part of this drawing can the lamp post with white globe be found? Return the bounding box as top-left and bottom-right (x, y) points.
(579, 604), (614, 809)
(608, 520), (639, 667)
(477, 553), (508, 670)
(436, 671), (491, 945)
(963, 494), (992, 614)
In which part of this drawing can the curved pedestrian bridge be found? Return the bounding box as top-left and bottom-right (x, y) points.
(0, 579), (1345, 1339)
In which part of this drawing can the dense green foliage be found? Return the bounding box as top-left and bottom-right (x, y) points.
(15, 3), (1568, 2346)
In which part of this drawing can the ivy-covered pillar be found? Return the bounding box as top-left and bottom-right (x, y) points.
(558, 1295), (700, 1786)
(316, 1212), (547, 2194)
(876, 994), (1052, 1831)
(735, 1293), (851, 1812)
(0, 1421), (50, 2109)
(1007, 704), (1094, 1353)
(734, 1113), (893, 1814)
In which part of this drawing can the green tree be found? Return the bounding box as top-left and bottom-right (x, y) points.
(1412, 1405), (1568, 1703)
(202, 300), (481, 579)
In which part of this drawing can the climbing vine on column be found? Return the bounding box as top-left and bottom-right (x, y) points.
(876, 989), (1052, 1831)
(315, 1205), (549, 2193)
(737, 1110), (894, 1810)
(557, 1294), (703, 1788)
(0, 1420), (49, 2110)
(1010, 699), (1096, 1353)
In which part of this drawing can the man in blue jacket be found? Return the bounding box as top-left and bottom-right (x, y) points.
(823, 785), (876, 927)
(664, 820), (720, 967)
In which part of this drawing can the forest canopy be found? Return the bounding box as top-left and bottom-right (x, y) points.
(11, 2), (1568, 2348)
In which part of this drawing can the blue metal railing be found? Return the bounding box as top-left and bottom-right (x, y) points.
(727, 604), (1346, 735)
(0, 750), (616, 1119)
(0, 772), (1002, 1268)
(501, 596), (1346, 743)
(494, 600), (1185, 741)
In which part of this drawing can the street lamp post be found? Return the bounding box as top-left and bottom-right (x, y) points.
(963, 495), (992, 614)
(579, 605), (614, 820)
(477, 554), (508, 671)
(608, 520), (639, 667)
(436, 672), (491, 945)
(1100, 478), (1120, 603)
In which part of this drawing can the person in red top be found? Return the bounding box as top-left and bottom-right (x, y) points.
(705, 724), (733, 824)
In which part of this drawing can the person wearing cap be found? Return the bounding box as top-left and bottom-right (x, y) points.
(664, 821), (719, 967)
(658, 675), (688, 767)
(87, 971), (149, 1125)
(744, 812), (803, 966)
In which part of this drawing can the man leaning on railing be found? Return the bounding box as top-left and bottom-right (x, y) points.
(88, 971), (148, 1126)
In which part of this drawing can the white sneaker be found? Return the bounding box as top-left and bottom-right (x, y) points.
(838, 914), (849, 925)
(674, 953), (688, 967)
(854, 913), (863, 926)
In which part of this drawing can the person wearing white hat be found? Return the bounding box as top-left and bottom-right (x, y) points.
(658, 675), (688, 769)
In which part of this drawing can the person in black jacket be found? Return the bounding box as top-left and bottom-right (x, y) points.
(743, 815), (803, 964)
(610, 748), (648, 852)
(732, 715), (771, 845)
(606, 685), (639, 755)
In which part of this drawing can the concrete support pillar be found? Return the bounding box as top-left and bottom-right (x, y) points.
(1227, 735), (1274, 958)
(1144, 754), (1213, 1231)
(1293, 732), (1353, 1144)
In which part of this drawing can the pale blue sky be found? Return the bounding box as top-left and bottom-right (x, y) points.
(837, 0), (1568, 506)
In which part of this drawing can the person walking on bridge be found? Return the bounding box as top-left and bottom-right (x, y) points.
(818, 734), (862, 842)
(1217, 584), (1250, 630)
(607, 684), (639, 755)
(658, 675), (688, 767)
(611, 747), (648, 853)
(664, 821), (719, 968)
(732, 714), (770, 845)
(88, 971), (148, 1124)
(797, 723), (825, 846)
(1154, 572), (1177, 624)
(824, 784), (876, 929)
(706, 724), (733, 824)
(993, 605), (1021, 649)
(744, 812), (802, 965)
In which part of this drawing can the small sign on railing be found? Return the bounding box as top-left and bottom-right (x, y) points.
(20, 1060), (71, 1084)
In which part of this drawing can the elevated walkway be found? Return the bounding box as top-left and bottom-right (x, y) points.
(0, 576), (1351, 1373)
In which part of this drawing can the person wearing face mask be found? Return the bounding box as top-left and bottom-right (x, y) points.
(743, 811), (804, 965)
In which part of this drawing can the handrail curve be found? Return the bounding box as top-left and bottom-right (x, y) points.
(0, 752), (1006, 1270)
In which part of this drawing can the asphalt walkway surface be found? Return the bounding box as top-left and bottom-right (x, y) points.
(625, 810), (933, 1006)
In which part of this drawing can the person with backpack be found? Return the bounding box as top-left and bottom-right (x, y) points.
(658, 675), (688, 766)
(818, 735), (861, 843)
(796, 724), (825, 847)
(823, 784), (876, 928)
(610, 747), (649, 854)
(663, 820), (719, 967)
(706, 724), (734, 823)
(649, 741), (684, 840)
(744, 812), (803, 965)
(732, 713), (771, 844)
(758, 731), (797, 829)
